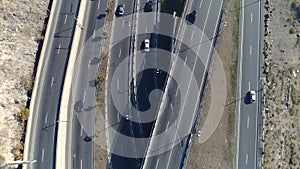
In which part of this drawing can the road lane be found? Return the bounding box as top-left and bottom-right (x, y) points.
(236, 0), (262, 169)
(69, 0), (110, 169)
(28, 1), (80, 168)
(142, 0), (224, 169)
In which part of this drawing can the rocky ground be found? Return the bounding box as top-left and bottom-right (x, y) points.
(0, 0), (49, 165)
(262, 0), (300, 168)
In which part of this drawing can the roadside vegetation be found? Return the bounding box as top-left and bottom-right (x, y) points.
(94, 0), (116, 168)
(224, 0), (240, 165)
(0, 155), (5, 166)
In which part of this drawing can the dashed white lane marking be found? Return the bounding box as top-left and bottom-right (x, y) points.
(245, 154), (248, 164)
(44, 113), (48, 123)
(88, 60), (91, 69)
(146, 26), (148, 33)
(249, 45), (252, 55)
(247, 116), (250, 128)
(51, 76), (54, 87)
(57, 44), (61, 54)
(119, 49), (122, 58)
(64, 15), (68, 24)
(117, 79), (120, 90)
(122, 20), (125, 28)
(117, 113), (120, 122)
(248, 81), (251, 91)
(41, 148), (45, 162)
(93, 29), (96, 39)
(81, 124), (83, 136)
(97, 0), (101, 9)
(250, 12), (253, 23)
(83, 91), (86, 102)
(80, 159), (83, 169)
(184, 57), (187, 67)
(175, 88), (179, 97)
(191, 29), (195, 40)
(166, 121), (170, 131)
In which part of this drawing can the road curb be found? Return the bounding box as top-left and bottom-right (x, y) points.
(234, 0), (245, 168)
(23, 0), (61, 168)
(55, 0), (87, 168)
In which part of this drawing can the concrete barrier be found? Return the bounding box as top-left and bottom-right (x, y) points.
(23, 0), (61, 168)
(55, 0), (88, 168)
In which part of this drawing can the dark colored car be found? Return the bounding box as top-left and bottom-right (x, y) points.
(144, 1), (153, 12)
(186, 10), (197, 24)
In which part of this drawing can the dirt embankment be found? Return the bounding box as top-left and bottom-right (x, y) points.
(186, 0), (239, 168)
(0, 0), (50, 165)
(262, 0), (300, 168)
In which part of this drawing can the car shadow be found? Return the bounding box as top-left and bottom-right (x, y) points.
(97, 14), (106, 20)
(244, 92), (252, 105)
(185, 13), (194, 25)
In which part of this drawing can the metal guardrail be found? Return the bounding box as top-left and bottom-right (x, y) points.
(256, 0), (265, 168)
(179, 1), (226, 168)
(23, 1), (59, 168)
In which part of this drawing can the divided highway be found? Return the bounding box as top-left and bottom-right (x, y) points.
(236, 0), (263, 169)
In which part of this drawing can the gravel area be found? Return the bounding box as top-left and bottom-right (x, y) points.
(0, 0), (49, 165)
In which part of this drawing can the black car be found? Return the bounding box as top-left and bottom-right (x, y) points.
(144, 1), (153, 12)
(186, 10), (197, 24)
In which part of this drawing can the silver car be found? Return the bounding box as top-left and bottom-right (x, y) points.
(144, 39), (150, 52)
(118, 4), (125, 16)
(250, 90), (256, 103)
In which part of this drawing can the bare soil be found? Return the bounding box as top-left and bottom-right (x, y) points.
(94, 0), (115, 169)
(186, 0), (239, 168)
(262, 0), (300, 168)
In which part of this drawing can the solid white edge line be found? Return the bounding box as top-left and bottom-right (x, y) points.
(254, 0), (261, 168)
(236, 0), (245, 168)
(155, 158), (160, 169)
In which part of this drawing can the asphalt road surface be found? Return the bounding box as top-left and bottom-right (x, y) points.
(236, 0), (262, 169)
(107, 0), (159, 168)
(69, 0), (109, 169)
(141, 0), (224, 168)
(28, 1), (80, 168)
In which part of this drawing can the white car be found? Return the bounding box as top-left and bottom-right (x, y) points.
(144, 39), (150, 52)
(250, 90), (256, 103)
(118, 4), (125, 16)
